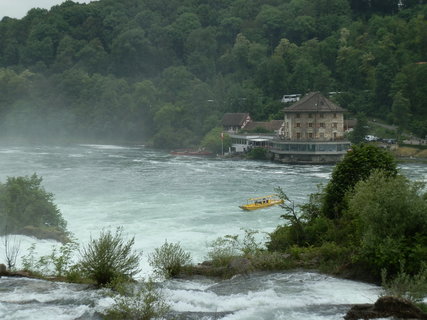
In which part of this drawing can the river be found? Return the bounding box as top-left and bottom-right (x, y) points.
(0, 144), (426, 319)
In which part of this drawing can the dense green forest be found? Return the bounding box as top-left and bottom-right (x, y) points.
(0, 0), (426, 147)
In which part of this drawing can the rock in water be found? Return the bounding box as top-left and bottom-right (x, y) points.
(345, 296), (427, 319)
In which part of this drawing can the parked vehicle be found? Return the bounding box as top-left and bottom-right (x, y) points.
(364, 135), (379, 142)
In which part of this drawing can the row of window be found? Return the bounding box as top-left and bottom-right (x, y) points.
(293, 132), (339, 139)
(272, 143), (350, 152)
(293, 122), (339, 128)
(293, 113), (338, 119)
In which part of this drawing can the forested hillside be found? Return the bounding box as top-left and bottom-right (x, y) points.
(0, 0), (425, 147)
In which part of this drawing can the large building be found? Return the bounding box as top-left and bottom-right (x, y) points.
(270, 92), (351, 164)
(282, 91), (346, 141)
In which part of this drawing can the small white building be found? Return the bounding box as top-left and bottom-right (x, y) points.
(229, 134), (275, 153)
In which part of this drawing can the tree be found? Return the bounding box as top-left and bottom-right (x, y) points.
(0, 174), (67, 236)
(322, 144), (398, 219)
(111, 28), (154, 76)
(349, 113), (368, 144)
(201, 127), (230, 154)
(390, 91), (411, 130)
(79, 228), (141, 286)
(255, 5), (285, 47)
(346, 171), (427, 276)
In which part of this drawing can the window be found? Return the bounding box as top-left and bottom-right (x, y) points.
(296, 122), (301, 128)
(320, 123), (325, 128)
(333, 113), (337, 118)
(296, 132), (301, 139)
(333, 122), (338, 128)
(308, 133), (313, 139)
(320, 113), (324, 118)
(308, 122), (313, 128)
(296, 113), (300, 118)
(308, 113), (313, 118)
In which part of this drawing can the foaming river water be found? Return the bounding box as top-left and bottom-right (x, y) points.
(0, 144), (426, 319)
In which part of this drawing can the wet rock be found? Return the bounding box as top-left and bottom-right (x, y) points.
(227, 257), (253, 275)
(200, 260), (213, 267)
(345, 296), (427, 320)
(19, 225), (69, 243)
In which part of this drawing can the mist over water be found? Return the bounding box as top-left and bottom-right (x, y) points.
(0, 144), (425, 319)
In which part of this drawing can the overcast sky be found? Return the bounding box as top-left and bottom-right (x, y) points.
(0, 0), (93, 19)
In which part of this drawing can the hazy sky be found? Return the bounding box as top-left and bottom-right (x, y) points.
(0, 0), (93, 19)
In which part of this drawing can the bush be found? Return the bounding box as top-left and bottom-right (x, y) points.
(382, 265), (427, 303)
(79, 228), (141, 286)
(207, 230), (265, 267)
(148, 241), (192, 279)
(322, 144), (397, 219)
(267, 188), (334, 252)
(267, 225), (295, 252)
(206, 235), (240, 267)
(250, 251), (294, 271)
(246, 147), (267, 160)
(20, 240), (79, 278)
(103, 279), (170, 320)
(346, 171), (427, 276)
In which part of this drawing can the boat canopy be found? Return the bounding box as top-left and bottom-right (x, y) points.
(246, 194), (279, 201)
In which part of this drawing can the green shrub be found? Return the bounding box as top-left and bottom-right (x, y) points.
(250, 251), (294, 271)
(20, 240), (79, 278)
(79, 228), (141, 286)
(303, 216), (335, 245)
(322, 144), (397, 219)
(207, 230), (265, 267)
(347, 172), (427, 276)
(267, 225), (294, 252)
(239, 230), (265, 256)
(103, 279), (170, 320)
(206, 235), (240, 267)
(48, 239), (78, 277)
(382, 265), (427, 303)
(200, 127), (231, 154)
(148, 241), (192, 279)
(246, 147), (267, 160)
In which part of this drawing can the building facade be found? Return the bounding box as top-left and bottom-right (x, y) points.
(282, 92), (346, 141)
(270, 92), (351, 163)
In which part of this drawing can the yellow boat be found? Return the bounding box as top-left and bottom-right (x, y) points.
(239, 194), (284, 211)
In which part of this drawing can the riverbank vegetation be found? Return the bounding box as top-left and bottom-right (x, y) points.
(0, 174), (69, 242)
(0, 1), (426, 148)
(268, 144), (427, 279)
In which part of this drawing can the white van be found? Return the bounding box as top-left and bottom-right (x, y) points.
(364, 135), (379, 141)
